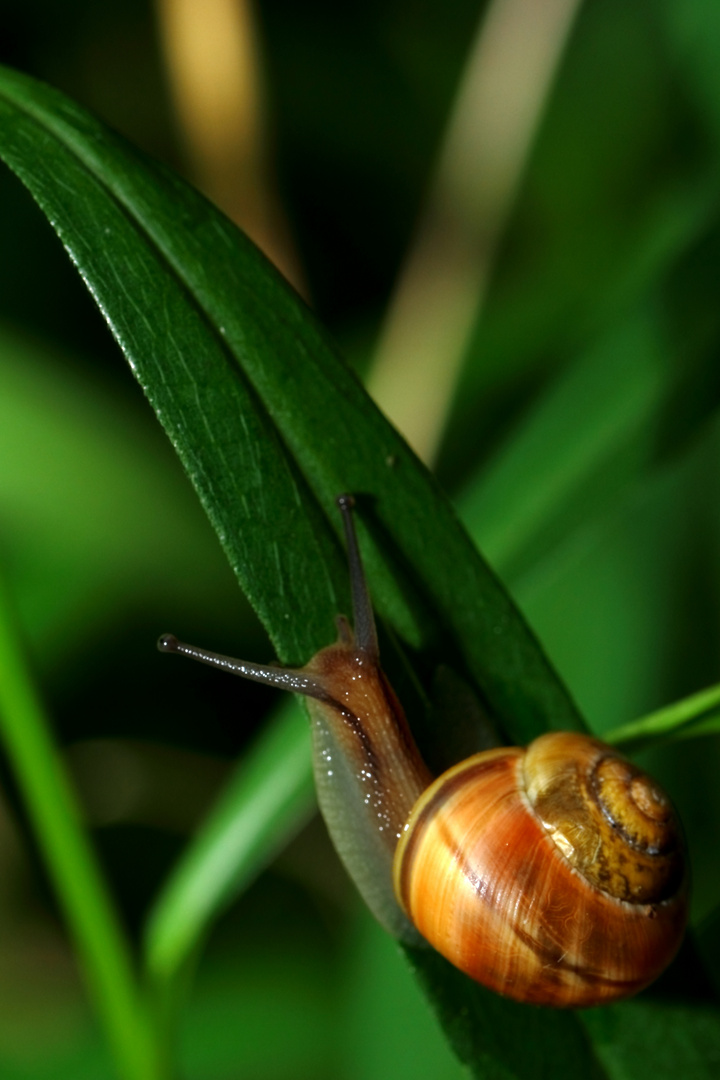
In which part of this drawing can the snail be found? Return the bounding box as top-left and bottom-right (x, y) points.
(158, 495), (688, 1007)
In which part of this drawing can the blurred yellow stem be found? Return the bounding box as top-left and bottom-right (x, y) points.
(367, 0), (582, 465)
(155, 0), (303, 288)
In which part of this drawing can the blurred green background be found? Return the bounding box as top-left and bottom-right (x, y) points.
(1, 0), (720, 1076)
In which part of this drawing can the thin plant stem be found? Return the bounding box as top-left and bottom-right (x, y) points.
(367, 0), (581, 464)
(0, 574), (162, 1080)
(154, 0), (304, 289)
(605, 681), (720, 752)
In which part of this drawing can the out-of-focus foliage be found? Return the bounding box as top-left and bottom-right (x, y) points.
(0, 1), (719, 1078)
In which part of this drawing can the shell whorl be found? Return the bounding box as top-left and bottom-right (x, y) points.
(524, 733), (685, 905)
(393, 732), (687, 1007)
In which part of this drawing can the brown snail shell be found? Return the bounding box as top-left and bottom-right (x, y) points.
(394, 732), (688, 1007)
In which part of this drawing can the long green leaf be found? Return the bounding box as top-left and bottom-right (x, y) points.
(0, 574), (160, 1080)
(0, 64), (582, 745)
(605, 681), (720, 753)
(0, 63), (654, 1079)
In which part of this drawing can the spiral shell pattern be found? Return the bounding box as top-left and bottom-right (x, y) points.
(393, 733), (688, 1007)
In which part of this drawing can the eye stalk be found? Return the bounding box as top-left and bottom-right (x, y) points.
(157, 631), (332, 699)
(159, 495), (688, 1006)
(334, 494), (378, 660)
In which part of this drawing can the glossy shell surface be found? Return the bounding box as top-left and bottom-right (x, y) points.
(393, 732), (688, 1007)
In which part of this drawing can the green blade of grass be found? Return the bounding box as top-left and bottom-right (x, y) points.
(0, 574), (161, 1080)
(145, 698), (315, 984)
(605, 681), (720, 753)
(458, 308), (669, 582)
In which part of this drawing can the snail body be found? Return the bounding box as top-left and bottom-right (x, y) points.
(159, 496), (688, 1007)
